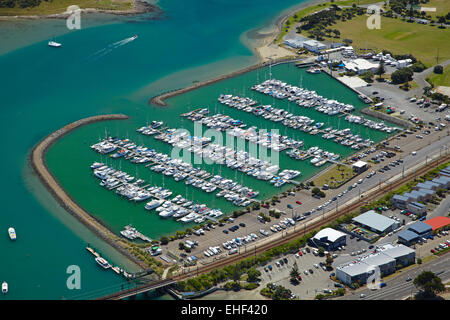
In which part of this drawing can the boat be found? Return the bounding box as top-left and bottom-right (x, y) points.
(144, 199), (164, 211)
(95, 257), (111, 269)
(2, 282), (7, 294)
(131, 35), (138, 40)
(8, 227), (16, 241)
(48, 40), (62, 48)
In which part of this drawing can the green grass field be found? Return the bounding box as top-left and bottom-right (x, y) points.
(0, 0), (132, 16)
(419, 0), (450, 19)
(426, 64), (450, 87)
(276, 0), (382, 43)
(314, 164), (357, 188)
(326, 15), (450, 66)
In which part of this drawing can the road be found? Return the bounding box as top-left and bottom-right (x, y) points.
(337, 252), (450, 300)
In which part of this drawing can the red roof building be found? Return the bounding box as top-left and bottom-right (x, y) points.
(424, 216), (450, 230)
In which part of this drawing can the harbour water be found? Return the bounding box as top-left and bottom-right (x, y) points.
(0, 0), (393, 300)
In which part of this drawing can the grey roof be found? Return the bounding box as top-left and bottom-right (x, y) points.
(432, 176), (450, 185)
(416, 181), (439, 189)
(408, 222), (432, 235)
(409, 201), (425, 208)
(352, 210), (398, 233)
(337, 262), (369, 277)
(398, 230), (420, 242)
(360, 252), (395, 267)
(376, 244), (415, 259)
(392, 194), (409, 202)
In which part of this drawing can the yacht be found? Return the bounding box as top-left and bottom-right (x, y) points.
(8, 227), (16, 241)
(144, 199), (164, 211)
(95, 257), (111, 269)
(2, 282), (7, 294)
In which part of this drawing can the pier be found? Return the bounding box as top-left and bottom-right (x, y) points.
(94, 137), (260, 202)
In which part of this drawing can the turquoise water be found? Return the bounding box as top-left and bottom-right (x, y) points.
(0, 0), (331, 300)
(45, 63), (394, 242)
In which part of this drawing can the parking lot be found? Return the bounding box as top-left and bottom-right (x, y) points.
(166, 128), (449, 265)
(256, 245), (338, 299)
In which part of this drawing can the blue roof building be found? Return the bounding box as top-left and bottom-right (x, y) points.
(432, 176), (450, 189)
(397, 229), (420, 245)
(408, 222), (432, 236)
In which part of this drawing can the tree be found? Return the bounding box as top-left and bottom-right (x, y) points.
(433, 65), (443, 74)
(361, 71), (374, 83)
(178, 242), (186, 250)
(325, 254), (334, 270)
(318, 247), (325, 256)
(437, 16), (446, 28)
(160, 236), (169, 245)
(376, 60), (385, 79)
(413, 271), (445, 298)
(391, 68), (414, 84)
(290, 262), (300, 283)
(247, 268), (261, 282)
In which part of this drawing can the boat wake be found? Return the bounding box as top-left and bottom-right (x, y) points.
(85, 35), (137, 62)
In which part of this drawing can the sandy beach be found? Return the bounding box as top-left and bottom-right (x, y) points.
(250, 0), (327, 61)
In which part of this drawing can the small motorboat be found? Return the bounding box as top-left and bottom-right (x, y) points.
(2, 282), (8, 294)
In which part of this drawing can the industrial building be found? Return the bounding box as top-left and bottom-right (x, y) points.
(336, 244), (415, 285)
(398, 222), (433, 245)
(431, 176), (450, 189)
(309, 228), (346, 250)
(344, 58), (379, 74)
(391, 194), (410, 209)
(352, 210), (399, 235)
(352, 160), (368, 173)
(406, 202), (427, 215)
(424, 216), (450, 231)
(302, 39), (327, 53)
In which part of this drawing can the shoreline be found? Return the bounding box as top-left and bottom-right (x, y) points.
(148, 0), (328, 107)
(0, 0), (160, 20)
(29, 114), (149, 271)
(149, 57), (306, 107)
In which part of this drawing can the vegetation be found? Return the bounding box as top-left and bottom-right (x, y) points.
(413, 271), (445, 299)
(426, 64), (450, 87)
(260, 283), (294, 300)
(0, 0), (133, 15)
(320, 14), (450, 66)
(391, 67), (414, 84)
(312, 187), (326, 198)
(314, 164), (357, 188)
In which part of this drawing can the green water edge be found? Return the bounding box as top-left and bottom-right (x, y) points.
(45, 62), (397, 243)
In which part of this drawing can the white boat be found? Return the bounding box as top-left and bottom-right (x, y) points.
(48, 40), (62, 48)
(8, 227), (16, 241)
(144, 199), (164, 211)
(2, 282), (7, 294)
(95, 257), (111, 269)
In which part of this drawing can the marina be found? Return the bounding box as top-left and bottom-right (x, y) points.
(90, 162), (227, 223)
(44, 62), (397, 244)
(91, 135), (262, 205)
(140, 124), (301, 187)
(253, 78), (399, 134)
(218, 93), (378, 150)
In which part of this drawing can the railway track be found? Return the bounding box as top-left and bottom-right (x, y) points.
(99, 154), (450, 299)
(172, 154), (450, 280)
